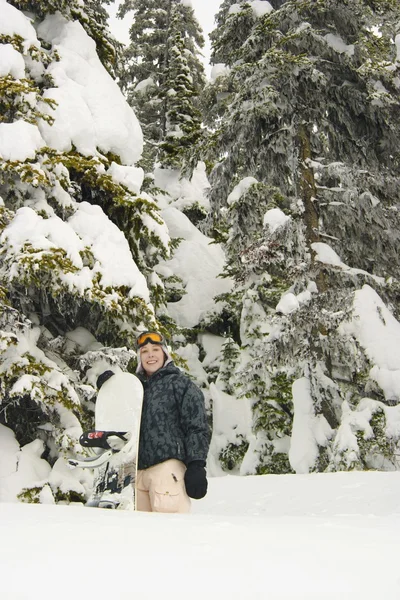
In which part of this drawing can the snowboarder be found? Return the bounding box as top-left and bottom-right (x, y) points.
(97, 331), (210, 513)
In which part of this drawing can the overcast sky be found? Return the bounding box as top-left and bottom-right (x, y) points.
(107, 0), (221, 73)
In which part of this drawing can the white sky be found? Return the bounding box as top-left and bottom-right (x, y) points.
(107, 0), (221, 73)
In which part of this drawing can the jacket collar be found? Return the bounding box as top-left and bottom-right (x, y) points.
(137, 361), (179, 383)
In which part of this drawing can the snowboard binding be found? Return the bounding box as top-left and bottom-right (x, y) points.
(67, 430), (131, 469)
(80, 430), (129, 451)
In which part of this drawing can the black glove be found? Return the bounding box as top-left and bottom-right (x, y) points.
(184, 461), (208, 499)
(96, 370), (115, 390)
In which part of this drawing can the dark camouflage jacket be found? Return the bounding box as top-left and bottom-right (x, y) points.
(137, 362), (210, 470)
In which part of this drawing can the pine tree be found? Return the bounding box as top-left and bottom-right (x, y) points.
(118, 0), (205, 173)
(9, 0), (120, 75)
(204, 0), (400, 474)
(0, 1), (170, 502)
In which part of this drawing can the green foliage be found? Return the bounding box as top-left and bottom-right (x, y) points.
(357, 408), (396, 468)
(256, 449), (293, 476)
(17, 486), (43, 504)
(253, 372), (294, 435)
(219, 436), (249, 472)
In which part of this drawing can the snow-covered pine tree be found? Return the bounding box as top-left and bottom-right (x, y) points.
(0, 0), (170, 502)
(203, 0), (400, 475)
(118, 0), (205, 174)
(9, 0), (120, 76)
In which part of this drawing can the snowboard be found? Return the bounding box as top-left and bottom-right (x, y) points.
(68, 372), (143, 510)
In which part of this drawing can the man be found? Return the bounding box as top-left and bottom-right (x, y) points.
(97, 331), (210, 513)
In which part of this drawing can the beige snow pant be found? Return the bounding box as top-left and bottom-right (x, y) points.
(136, 459), (191, 513)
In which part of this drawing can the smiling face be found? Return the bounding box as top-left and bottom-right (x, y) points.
(139, 342), (165, 376)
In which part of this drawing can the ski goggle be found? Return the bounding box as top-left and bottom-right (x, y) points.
(136, 331), (165, 349)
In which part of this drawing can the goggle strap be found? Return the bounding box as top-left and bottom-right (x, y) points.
(136, 332), (164, 348)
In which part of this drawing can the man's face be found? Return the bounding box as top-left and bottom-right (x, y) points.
(140, 343), (165, 375)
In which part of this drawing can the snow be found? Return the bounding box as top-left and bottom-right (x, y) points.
(276, 292), (300, 315)
(134, 77), (155, 93)
(156, 207), (233, 327)
(0, 120), (45, 161)
(229, 1), (273, 18)
(264, 207), (290, 233)
(340, 285), (400, 403)
(154, 162), (211, 212)
(227, 176), (258, 205)
(1, 202), (150, 301)
(37, 14), (143, 165)
(312, 242), (384, 284)
(210, 63), (230, 81)
(107, 162), (144, 196)
(250, 0), (274, 18)
(1, 471), (400, 599)
(275, 283), (314, 315)
(289, 377), (333, 473)
(209, 382), (253, 475)
(0, 43), (25, 78)
(324, 33), (355, 56)
(0, 0), (39, 48)
(67, 202), (150, 298)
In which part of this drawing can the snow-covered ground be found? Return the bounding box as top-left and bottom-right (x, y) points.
(1, 471), (400, 599)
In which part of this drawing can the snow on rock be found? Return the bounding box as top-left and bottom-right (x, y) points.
(154, 162), (210, 212)
(0, 0), (39, 48)
(227, 176), (258, 205)
(0, 43), (25, 78)
(156, 207), (233, 328)
(107, 162), (144, 195)
(263, 207), (290, 233)
(340, 285), (400, 403)
(0, 120), (45, 161)
(37, 14), (143, 165)
(289, 377), (334, 474)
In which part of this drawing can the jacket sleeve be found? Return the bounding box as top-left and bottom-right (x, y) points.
(177, 377), (211, 465)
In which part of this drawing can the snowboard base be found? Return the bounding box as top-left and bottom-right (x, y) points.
(69, 372), (143, 510)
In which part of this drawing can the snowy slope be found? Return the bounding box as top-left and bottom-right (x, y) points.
(1, 471), (400, 600)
